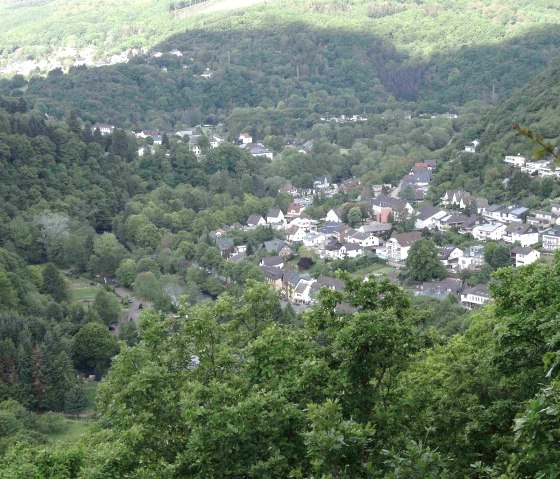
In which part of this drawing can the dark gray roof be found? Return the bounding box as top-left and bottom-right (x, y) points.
(261, 256), (283, 267)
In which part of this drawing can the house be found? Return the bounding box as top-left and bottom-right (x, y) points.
(247, 214), (266, 227)
(339, 243), (364, 259)
(312, 276), (345, 293)
(472, 222), (507, 242)
(289, 214), (317, 231)
(460, 284), (492, 309)
(152, 135), (163, 146)
(385, 231), (422, 262)
(215, 237), (235, 258)
(458, 215), (485, 236)
(243, 143), (274, 159)
(503, 223), (539, 247)
(464, 139), (479, 153)
(458, 245), (485, 271)
(435, 213), (471, 231)
(266, 208), (285, 225)
(415, 278), (463, 300)
(414, 160), (437, 170)
(326, 207), (343, 223)
(260, 266), (284, 291)
(263, 239), (287, 255)
(209, 136), (223, 148)
(348, 231), (380, 248)
(302, 231), (325, 247)
(459, 196), (489, 214)
(511, 247), (541, 267)
(278, 182), (299, 196)
(551, 204), (560, 216)
(527, 211), (555, 229)
(359, 221), (393, 236)
(542, 225), (560, 250)
(313, 176), (330, 190)
(260, 256), (284, 269)
(438, 246), (464, 270)
(286, 225), (306, 242)
(201, 68), (213, 78)
(91, 123), (115, 135)
(334, 225), (357, 243)
(370, 195), (413, 221)
(293, 279), (316, 304)
(239, 132), (253, 144)
(504, 206), (529, 223)
(521, 159), (552, 175)
(440, 189), (471, 208)
(189, 136), (202, 156)
(415, 205), (446, 230)
(504, 155), (526, 167)
(286, 203), (304, 219)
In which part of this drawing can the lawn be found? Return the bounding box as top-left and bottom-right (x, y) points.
(67, 277), (101, 304)
(47, 417), (92, 444)
(83, 381), (99, 414)
(351, 262), (396, 279)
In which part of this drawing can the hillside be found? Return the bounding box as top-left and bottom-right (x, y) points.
(428, 59), (560, 205)
(2, 0), (560, 130)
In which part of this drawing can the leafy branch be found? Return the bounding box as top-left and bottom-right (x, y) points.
(513, 124), (557, 162)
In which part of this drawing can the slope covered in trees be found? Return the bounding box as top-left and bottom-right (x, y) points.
(4, 0), (560, 129)
(2, 260), (560, 477)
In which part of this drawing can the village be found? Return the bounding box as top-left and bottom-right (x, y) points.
(89, 123), (559, 311)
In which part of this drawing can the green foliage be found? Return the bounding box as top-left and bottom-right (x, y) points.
(404, 238), (447, 282)
(71, 322), (119, 377)
(40, 263), (67, 303)
(92, 289), (121, 326)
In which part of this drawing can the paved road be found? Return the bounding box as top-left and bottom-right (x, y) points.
(115, 287), (152, 323)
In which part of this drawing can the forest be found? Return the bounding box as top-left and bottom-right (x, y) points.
(1, 0), (560, 476)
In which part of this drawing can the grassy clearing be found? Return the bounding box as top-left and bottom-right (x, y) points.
(46, 417), (92, 444)
(83, 382), (99, 414)
(351, 262), (395, 279)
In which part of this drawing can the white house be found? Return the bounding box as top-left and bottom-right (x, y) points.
(460, 284), (492, 309)
(289, 214), (317, 231)
(385, 231), (422, 262)
(438, 246), (464, 270)
(504, 155), (526, 167)
(339, 243), (363, 259)
(286, 225), (306, 242)
(472, 222), (507, 242)
(266, 208), (285, 225)
(239, 132), (253, 144)
(326, 208), (343, 223)
(302, 231), (325, 248)
(510, 247), (541, 267)
(464, 139), (479, 153)
(415, 205), (446, 230)
(503, 223), (539, 247)
(293, 279), (316, 304)
(209, 136), (223, 148)
(348, 232), (380, 248)
(247, 214), (266, 227)
(243, 143), (274, 159)
(521, 160), (553, 175)
(92, 123), (115, 135)
(542, 226), (560, 250)
(313, 176), (330, 190)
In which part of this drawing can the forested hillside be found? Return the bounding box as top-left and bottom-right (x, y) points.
(430, 59), (560, 206)
(4, 0), (560, 129)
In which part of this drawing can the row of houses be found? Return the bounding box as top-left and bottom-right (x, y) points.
(504, 154), (560, 178)
(414, 278), (491, 309)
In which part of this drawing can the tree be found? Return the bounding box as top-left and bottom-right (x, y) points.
(484, 242), (511, 270)
(347, 206), (363, 228)
(404, 238), (447, 282)
(40, 263), (67, 303)
(116, 259), (137, 288)
(72, 322), (118, 377)
(92, 290), (121, 326)
(64, 384), (87, 416)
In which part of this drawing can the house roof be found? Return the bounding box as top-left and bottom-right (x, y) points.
(312, 276), (345, 292)
(463, 284), (491, 298)
(267, 207), (283, 218)
(342, 243), (362, 252)
(215, 238), (234, 250)
(417, 278), (463, 298)
(416, 205), (443, 221)
(263, 239), (286, 253)
(485, 204), (504, 213)
(391, 231), (422, 247)
(543, 226), (560, 237)
(505, 223), (536, 235)
(260, 266), (284, 281)
(247, 214), (264, 226)
(511, 247), (535, 255)
(438, 245), (462, 260)
(477, 222), (504, 233)
(372, 194), (409, 210)
(261, 256), (284, 267)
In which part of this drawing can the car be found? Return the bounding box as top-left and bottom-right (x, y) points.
(128, 299), (133, 304)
